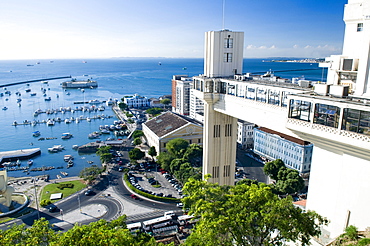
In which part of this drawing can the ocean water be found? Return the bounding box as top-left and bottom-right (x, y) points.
(0, 58), (326, 179)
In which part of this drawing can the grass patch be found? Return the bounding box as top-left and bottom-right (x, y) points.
(41, 180), (86, 203)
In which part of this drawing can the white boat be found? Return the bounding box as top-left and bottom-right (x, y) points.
(61, 132), (73, 139)
(72, 145), (79, 150)
(64, 118), (71, 124)
(86, 117), (91, 122)
(64, 155), (74, 162)
(46, 119), (55, 126)
(27, 159), (34, 165)
(48, 145), (65, 152)
(32, 131), (41, 137)
(61, 171), (68, 176)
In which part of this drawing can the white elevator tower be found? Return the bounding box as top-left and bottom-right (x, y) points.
(204, 30), (244, 77)
(321, 0), (370, 96)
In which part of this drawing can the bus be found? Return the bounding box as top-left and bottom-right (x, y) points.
(142, 216), (173, 232)
(177, 214), (199, 226)
(126, 222), (142, 235)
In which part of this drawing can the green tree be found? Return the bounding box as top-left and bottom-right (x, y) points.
(182, 178), (327, 246)
(96, 146), (111, 155)
(148, 146), (157, 161)
(170, 158), (184, 173)
(263, 159), (285, 180)
(183, 143), (202, 166)
(118, 101), (127, 110)
(157, 151), (174, 171)
(133, 137), (142, 146)
(236, 178), (259, 186)
(129, 148), (145, 162)
(146, 107), (163, 116)
(160, 98), (171, 109)
(166, 138), (189, 158)
(132, 130), (144, 139)
(99, 152), (113, 164)
(275, 168), (305, 194)
(79, 165), (103, 183)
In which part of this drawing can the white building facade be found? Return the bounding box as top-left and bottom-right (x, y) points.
(124, 94), (150, 108)
(253, 127), (313, 173)
(236, 120), (255, 149)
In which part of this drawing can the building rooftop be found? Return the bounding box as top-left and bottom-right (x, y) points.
(258, 127), (311, 146)
(144, 111), (202, 138)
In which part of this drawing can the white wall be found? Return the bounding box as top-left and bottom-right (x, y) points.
(306, 146), (370, 241)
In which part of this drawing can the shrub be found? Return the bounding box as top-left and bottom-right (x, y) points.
(57, 183), (74, 190)
(40, 199), (51, 207)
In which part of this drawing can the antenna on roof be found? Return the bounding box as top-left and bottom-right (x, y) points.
(222, 0), (225, 30)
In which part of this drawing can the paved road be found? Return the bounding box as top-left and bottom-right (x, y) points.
(236, 149), (268, 183)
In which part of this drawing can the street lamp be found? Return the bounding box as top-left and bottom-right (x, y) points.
(78, 194), (81, 213)
(32, 178), (40, 220)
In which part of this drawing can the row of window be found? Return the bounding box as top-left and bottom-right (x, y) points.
(212, 165), (231, 178)
(289, 99), (370, 136)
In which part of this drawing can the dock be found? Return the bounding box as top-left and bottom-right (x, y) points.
(0, 76), (71, 88)
(0, 148), (41, 163)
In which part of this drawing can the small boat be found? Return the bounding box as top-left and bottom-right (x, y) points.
(72, 145), (79, 150)
(64, 118), (71, 124)
(12, 121), (18, 126)
(100, 129), (110, 134)
(44, 97), (51, 101)
(57, 175), (62, 179)
(61, 171), (68, 176)
(48, 145), (65, 152)
(27, 159), (34, 166)
(16, 159), (21, 166)
(46, 119), (55, 126)
(30, 93), (37, 96)
(25, 88), (31, 92)
(86, 117), (91, 122)
(67, 161), (74, 168)
(32, 131), (41, 137)
(2, 107), (8, 110)
(61, 132), (73, 139)
(87, 161), (94, 164)
(64, 155), (74, 162)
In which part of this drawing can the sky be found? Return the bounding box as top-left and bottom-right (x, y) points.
(0, 0), (348, 60)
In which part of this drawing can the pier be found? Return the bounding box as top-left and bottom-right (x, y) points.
(0, 76), (72, 88)
(0, 148), (41, 163)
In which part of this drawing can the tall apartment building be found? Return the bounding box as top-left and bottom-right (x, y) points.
(254, 127), (313, 173)
(171, 75), (192, 115)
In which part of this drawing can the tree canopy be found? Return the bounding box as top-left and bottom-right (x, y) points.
(0, 216), (161, 246)
(132, 130), (144, 139)
(166, 138), (189, 158)
(264, 159), (305, 194)
(145, 108), (163, 116)
(182, 178), (328, 246)
(148, 146), (157, 161)
(129, 148), (145, 162)
(79, 165), (104, 183)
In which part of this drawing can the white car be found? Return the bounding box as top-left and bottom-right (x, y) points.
(176, 203), (183, 208)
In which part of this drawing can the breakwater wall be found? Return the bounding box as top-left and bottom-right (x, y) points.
(0, 76), (72, 88)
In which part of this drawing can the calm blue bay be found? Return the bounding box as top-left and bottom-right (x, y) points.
(0, 58), (326, 179)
